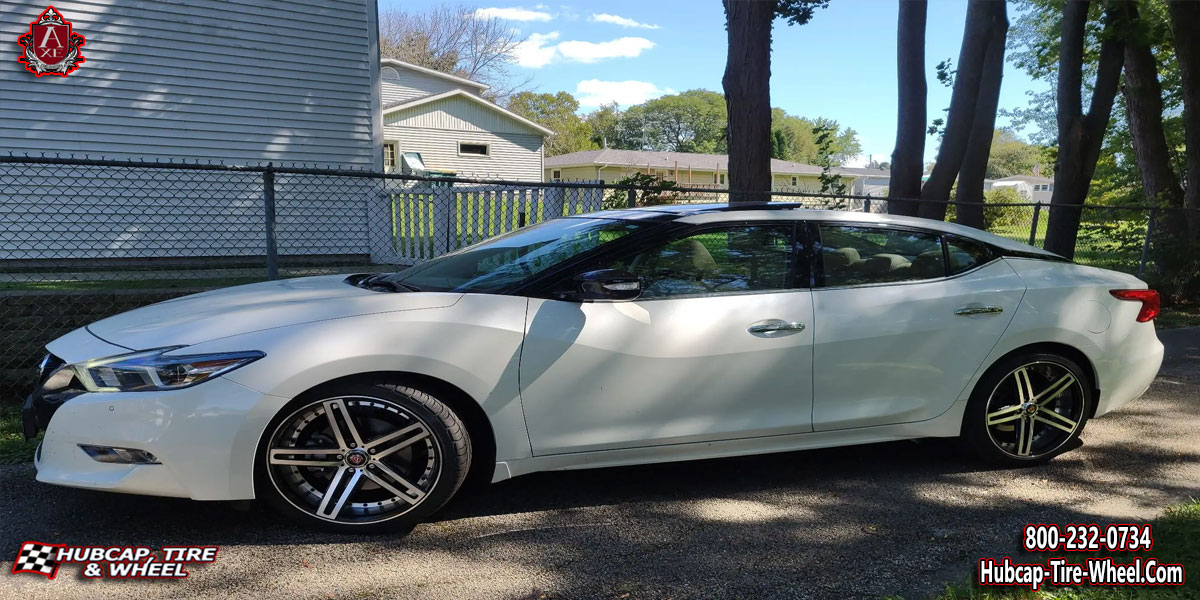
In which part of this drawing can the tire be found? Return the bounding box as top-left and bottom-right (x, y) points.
(257, 379), (471, 534)
(962, 352), (1092, 466)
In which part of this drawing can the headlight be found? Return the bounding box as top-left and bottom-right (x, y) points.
(67, 347), (265, 393)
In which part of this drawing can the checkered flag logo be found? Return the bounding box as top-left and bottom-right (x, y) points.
(11, 541), (63, 579)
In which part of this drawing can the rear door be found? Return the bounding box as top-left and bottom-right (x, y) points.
(810, 224), (1025, 431)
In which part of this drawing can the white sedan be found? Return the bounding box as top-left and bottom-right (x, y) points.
(24, 205), (1164, 533)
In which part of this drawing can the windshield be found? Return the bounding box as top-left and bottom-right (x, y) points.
(381, 217), (648, 293)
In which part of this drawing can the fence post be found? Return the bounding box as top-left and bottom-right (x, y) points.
(263, 162), (278, 280)
(1028, 202), (1042, 247)
(1138, 208), (1156, 279)
(626, 187), (637, 209)
(863, 197), (871, 213)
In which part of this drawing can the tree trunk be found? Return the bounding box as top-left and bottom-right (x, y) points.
(887, 0), (927, 217)
(1167, 0), (1200, 239)
(1123, 2), (1186, 258)
(918, 0), (999, 220)
(722, 0), (774, 203)
(954, 3), (1008, 230)
(1044, 1), (1126, 259)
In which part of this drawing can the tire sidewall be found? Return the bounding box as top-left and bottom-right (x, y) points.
(255, 381), (470, 534)
(964, 352), (1093, 465)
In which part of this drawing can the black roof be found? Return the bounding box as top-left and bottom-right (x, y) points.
(582, 202), (810, 221)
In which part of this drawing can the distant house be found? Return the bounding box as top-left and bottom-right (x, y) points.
(545, 149), (889, 195)
(991, 174), (1055, 203)
(380, 59), (551, 181)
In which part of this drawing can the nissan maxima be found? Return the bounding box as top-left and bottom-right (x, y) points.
(23, 204), (1164, 533)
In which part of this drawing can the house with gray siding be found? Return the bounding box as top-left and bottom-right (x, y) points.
(380, 59), (551, 181)
(0, 0), (382, 260)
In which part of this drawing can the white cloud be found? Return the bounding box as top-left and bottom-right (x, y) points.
(576, 79), (676, 108)
(515, 33), (655, 67)
(474, 7), (553, 21)
(514, 32), (561, 68)
(590, 13), (660, 29)
(557, 37), (655, 62)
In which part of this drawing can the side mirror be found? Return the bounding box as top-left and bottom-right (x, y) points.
(574, 269), (641, 301)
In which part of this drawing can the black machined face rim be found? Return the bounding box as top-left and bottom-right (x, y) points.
(266, 395), (441, 525)
(985, 361), (1087, 459)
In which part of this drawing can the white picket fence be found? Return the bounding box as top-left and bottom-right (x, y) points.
(371, 182), (605, 264)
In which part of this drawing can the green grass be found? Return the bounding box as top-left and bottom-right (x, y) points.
(922, 500), (1200, 599)
(0, 404), (38, 465)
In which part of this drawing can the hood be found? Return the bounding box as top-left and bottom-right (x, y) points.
(86, 274), (461, 349)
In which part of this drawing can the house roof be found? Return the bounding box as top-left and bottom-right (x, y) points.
(994, 174), (1052, 183)
(383, 89), (554, 137)
(544, 149), (887, 178)
(380, 58), (490, 91)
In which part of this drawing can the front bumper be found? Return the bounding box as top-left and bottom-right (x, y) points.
(33, 377), (290, 501)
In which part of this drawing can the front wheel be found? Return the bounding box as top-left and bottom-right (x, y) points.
(258, 381), (471, 533)
(963, 352), (1092, 466)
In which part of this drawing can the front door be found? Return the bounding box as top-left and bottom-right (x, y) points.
(519, 223), (815, 455)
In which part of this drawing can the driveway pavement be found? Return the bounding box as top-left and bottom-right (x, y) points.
(2, 327), (1198, 600)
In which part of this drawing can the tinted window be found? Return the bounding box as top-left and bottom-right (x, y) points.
(819, 225), (944, 286)
(607, 225), (795, 298)
(946, 235), (994, 274)
(385, 218), (646, 292)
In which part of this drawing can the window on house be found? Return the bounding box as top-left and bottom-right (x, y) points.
(791, 176), (798, 186)
(459, 143), (490, 156)
(551, 169), (562, 180)
(383, 142), (398, 171)
(719, 173), (726, 185)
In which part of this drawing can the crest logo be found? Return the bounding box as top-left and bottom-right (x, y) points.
(17, 6), (85, 77)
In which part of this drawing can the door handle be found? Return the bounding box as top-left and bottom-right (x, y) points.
(954, 304), (1003, 316)
(747, 319), (806, 334)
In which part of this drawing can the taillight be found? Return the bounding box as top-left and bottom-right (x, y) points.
(1110, 289), (1160, 322)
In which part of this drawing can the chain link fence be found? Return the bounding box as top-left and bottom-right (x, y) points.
(0, 155), (1182, 399)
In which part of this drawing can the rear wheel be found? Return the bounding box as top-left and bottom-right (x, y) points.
(259, 381), (471, 533)
(963, 352), (1092, 465)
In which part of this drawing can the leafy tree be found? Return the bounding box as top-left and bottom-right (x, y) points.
(919, 0), (1009, 222)
(621, 90), (728, 153)
(1167, 0), (1200, 238)
(986, 129), (1046, 178)
(813, 123), (848, 195)
(722, 0), (830, 202)
(769, 110), (859, 164)
(1043, 0), (1129, 259)
(506, 91), (598, 156)
(585, 103), (622, 149)
(888, 0), (928, 216)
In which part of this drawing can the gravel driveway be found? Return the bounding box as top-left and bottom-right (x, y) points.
(2, 327), (1198, 600)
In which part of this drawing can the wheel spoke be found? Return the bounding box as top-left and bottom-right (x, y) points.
(316, 466), (363, 519)
(323, 399), (365, 449)
(268, 448), (341, 467)
(367, 422), (430, 459)
(1033, 414), (1076, 434)
(987, 405), (1023, 425)
(1038, 408), (1079, 430)
(368, 462), (427, 505)
(1016, 417), (1036, 456)
(1013, 368), (1036, 404)
(1035, 374), (1077, 407)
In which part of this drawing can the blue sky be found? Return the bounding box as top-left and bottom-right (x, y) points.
(381, 0), (1043, 166)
